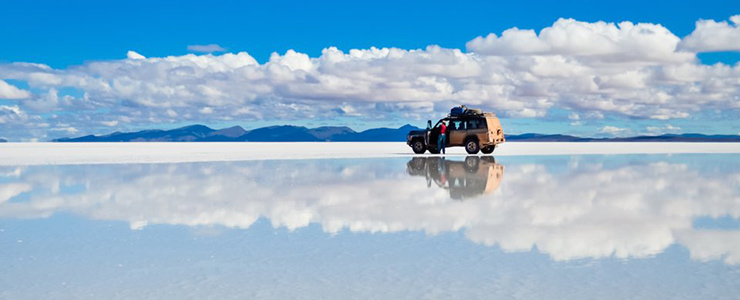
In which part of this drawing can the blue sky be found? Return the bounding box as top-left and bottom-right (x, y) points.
(3, 0), (737, 67)
(1, 0), (739, 140)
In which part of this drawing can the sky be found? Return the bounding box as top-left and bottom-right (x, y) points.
(1, 0), (739, 141)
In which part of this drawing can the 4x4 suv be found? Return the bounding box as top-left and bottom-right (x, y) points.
(406, 109), (505, 154)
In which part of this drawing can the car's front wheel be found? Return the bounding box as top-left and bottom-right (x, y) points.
(465, 139), (480, 154)
(412, 140), (426, 154)
(481, 145), (495, 154)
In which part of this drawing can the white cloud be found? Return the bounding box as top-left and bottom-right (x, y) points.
(466, 18), (692, 63)
(0, 105), (23, 117)
(677, 231), (740, 265)
(646, 124), (681, 134)
(23, 88), (61, 112)
(567, 112), (581, 125)
(0, 16), (737, 139)
(679, 15), (740, 52)
(126, 50), (146, 60)
(0, 105), (49, 141)
(0, 79), (31, 99)
(187, 44), (227, 53)
(599, 125), (629, 135)
(199, 106), (213, 114)
(49, 126), (78, 134)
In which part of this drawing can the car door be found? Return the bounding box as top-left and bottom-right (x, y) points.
(428, 119), (445, 148)
(447, 119), (467, 146)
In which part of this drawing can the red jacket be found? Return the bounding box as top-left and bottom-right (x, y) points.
(440, 123), (447, 134)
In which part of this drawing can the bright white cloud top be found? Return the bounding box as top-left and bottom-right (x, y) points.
(0, 16), (739, 140)
(680, 15), (740, 52)
(0, 80), (31, 99)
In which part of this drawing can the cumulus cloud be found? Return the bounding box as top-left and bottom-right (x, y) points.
(126, 50), (146, 60)
(0, 105), (23, 121)
(0, 80), (31, 99)
(677, 231), (740, 265)
(466, 18), (692, 63)
(0, 16), (738, 139)
(187, 44), (227, 53)
(679, 15), (740, 52)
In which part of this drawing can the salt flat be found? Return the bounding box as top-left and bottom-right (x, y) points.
(3, 154), (740, 299)
(1, 142), (739, 165)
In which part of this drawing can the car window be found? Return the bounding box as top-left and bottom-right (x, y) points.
(451, 120), (465, 130)
(467, 119), (481, 129)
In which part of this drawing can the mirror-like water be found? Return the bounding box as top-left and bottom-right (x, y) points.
(1, 154), (739, 299)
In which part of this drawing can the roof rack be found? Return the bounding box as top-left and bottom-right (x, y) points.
(448, 106), (484, 118)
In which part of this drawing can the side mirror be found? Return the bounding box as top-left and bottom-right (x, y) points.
(427, 120), (432, 129)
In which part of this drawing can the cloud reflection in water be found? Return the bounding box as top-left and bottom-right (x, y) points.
(1, 155), (739, 264)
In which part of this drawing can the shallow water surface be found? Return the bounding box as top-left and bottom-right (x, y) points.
(1, 154), (739, 299)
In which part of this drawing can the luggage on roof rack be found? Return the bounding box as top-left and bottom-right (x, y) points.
(450, 106), (466, 116)
(466, 108), (482, 115)
(450, 105), (484, 117)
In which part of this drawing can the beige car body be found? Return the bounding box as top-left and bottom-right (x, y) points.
(445, 112), (506, 149)
(407, 110), (506, 154)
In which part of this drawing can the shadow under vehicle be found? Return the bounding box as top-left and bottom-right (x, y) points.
(406, 156), (504, 200)
(406, 107), (506, 154)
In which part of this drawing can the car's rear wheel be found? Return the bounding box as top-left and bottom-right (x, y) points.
(464, 156), (480, 172)
(465, 138), (480, 154)
(481, 145), (495, 154)
(411, 140), (426, 154)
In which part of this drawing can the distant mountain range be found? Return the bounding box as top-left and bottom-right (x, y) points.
(52, 124), (422, 142)
(51, 124), (740, 143)
(0, 138), (6, 143)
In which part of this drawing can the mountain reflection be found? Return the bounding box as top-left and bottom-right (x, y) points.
(1, 155), (739, 265)
(406, 157), (504, 200)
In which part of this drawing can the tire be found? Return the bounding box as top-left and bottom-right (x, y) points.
(465, 138), (480, 154)
(411, 140), (426, 154)
(481, 145), (495, 154)
(406, 157), (426, 174)
(464, 156), (480, 172)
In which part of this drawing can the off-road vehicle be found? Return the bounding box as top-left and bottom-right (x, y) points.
(406, 107), (505, 154)
(406, 156), (504, 200)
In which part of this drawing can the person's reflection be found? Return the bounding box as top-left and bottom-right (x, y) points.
(406, 156), (504, 200)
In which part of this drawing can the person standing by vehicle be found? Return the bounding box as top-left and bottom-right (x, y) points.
(438, 121), (447, 154)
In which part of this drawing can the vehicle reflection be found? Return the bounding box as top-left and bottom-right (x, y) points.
(406, 157), (504, 200)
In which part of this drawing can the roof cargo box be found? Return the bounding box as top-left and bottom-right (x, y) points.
(451, 106), (466, 116)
